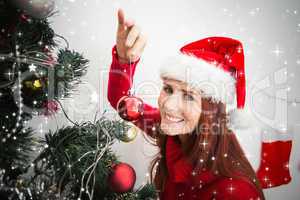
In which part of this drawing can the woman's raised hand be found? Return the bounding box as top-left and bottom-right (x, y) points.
(116, 9), (147, 64)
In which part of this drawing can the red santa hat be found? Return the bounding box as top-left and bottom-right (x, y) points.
(159, 36), (254, 130)
(158, 37), (294, 184)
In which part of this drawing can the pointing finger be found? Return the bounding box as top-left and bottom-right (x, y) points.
(117, 9), (125, 27)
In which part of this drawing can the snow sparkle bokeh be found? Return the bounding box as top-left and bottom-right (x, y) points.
(42, 0), (300, 199)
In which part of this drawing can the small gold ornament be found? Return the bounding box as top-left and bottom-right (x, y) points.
(33, 79), (42, 89)
(120, 125), (138, 143)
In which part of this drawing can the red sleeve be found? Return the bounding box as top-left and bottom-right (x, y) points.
(107, 45), (161, 137)
(197, 177), (263, 200)
(212, 178), (262, 200)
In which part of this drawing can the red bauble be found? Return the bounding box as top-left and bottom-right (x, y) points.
(20, 14), (29, 22)
(117, 95), (143, 122)
(42, 100), (59, 116)
(108, 162), (136, 193)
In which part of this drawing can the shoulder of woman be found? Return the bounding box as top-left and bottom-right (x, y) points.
(210, 177), (262, 199)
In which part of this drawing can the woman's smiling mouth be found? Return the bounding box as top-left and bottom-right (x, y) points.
(165, 113), (184, 123)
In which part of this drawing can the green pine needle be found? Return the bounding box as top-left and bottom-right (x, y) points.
(54, 49), (89, 98)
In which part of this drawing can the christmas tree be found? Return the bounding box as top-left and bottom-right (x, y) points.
(0, 0), (157, 199)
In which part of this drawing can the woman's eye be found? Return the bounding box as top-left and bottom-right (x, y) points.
(183, 93), (194, 101)
(163, 85), (173, 94)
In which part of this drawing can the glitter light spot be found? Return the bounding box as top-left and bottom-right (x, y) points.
(271, 45), (284, 57)
(228, 184), (235, 193)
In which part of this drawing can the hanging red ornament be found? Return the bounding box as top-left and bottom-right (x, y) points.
(42, 100), (59, 116)
(117, 95), (143, 122)
(44, 55), (56, 66)
(20, 14), (28, 22)
(108, 162), (136, 193)
(43, 46), (50, 53)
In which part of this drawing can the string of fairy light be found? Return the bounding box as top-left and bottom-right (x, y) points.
(0, 42), (111, 199)
(1, 14), (298, 198)
(0, 27), (73, 198)
(0, 28), (70, 126)
(1, 12), (95, 198)
(0, 48), (57, 143)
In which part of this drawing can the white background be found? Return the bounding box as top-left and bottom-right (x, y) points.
(29, 0), (300, 199)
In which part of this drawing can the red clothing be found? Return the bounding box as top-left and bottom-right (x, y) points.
(107, 46), (262, 199)
(162, 135), (261, 199)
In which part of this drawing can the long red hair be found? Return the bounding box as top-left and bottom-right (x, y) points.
(145, 97), (265, 199)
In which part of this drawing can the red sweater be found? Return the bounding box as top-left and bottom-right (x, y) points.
(107, 46), (263, 199)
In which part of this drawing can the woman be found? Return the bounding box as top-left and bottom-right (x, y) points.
(107, 9), (265, 199)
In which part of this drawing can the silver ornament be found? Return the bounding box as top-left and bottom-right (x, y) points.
(12, 0), (55, 19)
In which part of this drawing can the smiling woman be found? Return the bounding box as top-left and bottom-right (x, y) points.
(158, 78), (202, 137)
(107, 9), (265, 200)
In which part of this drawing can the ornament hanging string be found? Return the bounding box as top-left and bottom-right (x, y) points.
(54, 33), (70, 49)
(129, 57), (134, 96)
(54, 98), (79, 126)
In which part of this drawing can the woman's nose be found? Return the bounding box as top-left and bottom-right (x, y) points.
(164, 93), (182, 112)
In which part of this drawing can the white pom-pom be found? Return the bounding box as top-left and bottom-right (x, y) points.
(228, 108), (255, 130)
(228, 108), (262, 171)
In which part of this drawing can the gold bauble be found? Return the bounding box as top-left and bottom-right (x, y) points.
(120, 125), (138, 143)
(33, 79), (42, 88)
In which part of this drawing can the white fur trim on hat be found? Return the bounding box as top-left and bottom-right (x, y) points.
(159, 53), (236, 107)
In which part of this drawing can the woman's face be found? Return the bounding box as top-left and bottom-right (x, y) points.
(158, 78), (202, 136)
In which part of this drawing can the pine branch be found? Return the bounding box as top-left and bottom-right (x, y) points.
(54, 49), (89, 98)
(31, 117), (129, 199)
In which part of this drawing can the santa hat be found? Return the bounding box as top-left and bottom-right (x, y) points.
(158, 37), (294, 183)
(159, 36), (255, 130)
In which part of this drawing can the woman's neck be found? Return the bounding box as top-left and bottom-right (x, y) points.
(178, 134), (189, 146)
